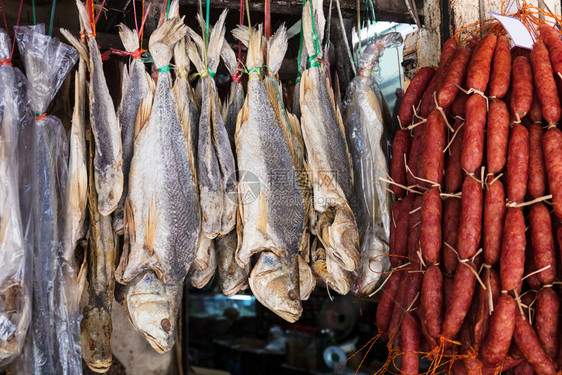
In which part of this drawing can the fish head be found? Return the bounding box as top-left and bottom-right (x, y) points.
(249, 252), (302, 322)
(123, 272), (181, 353)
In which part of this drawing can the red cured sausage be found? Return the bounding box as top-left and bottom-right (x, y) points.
(442, 197), (461, 274)
(481, 294), (517, 366)
(525, 247), (543, 290)
(440, 37), (460, 67)
(400, 312), (421, 375)
(514, 312), (557, 375)
(438, 48), (471, 108)
(500, 207), (526, 291)
(461, 94), (487, 173)
(407, 124), (425, 186)
(489, 37), (512, 99)
(395, 194), (414, 263)
(387, 272), (409, 341)
(543, 128), (562, 218)
(422, 110), (447, 186)
(474, 268), (501, 349)
(529, 91), (543, 123)
(442, 261), (477, 340)
(530, 41), (561, 125)
(445, 118), (464, 193)
(467, 34), (497, 92)
(535, 288), (559, 362)
(514, 361), (535, 375)
(483, 358), (523, 374)
(399, 67), (436, 127)
(420, 264), (443, 342)
(389, 200), (401, 267)
(487, 98), (510, 174)
(507, 124), (529, 204)
(421, 187), (442, 265)
(376, 271), (402, 335)
(391, 130), (411, 198)
(528, 123), (547, 198)
(510, 56), (533, 121)
(483, 178), (506, 265)
(451, 91), (468, 117)
(540, 25), (562, 77)
(420, 73), (440, 118)
(452, 361), (468, 375)
(443, 275), (454, 307)
(530, 203), (556, 284)
(457, 177), (483, 260)
(407, 195), (423, 263)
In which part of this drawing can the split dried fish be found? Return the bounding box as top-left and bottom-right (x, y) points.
(116, 14), (199, 353)
(76, 0), (123, 216)
(300, 0), (359, 276)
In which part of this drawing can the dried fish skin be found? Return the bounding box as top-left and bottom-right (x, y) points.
(76, 0), (123, 216)
(216, 230), (249, 296)
(220, 41), (244, 151)
(189, 238), (217, 289)
(113, 24), (150, 234)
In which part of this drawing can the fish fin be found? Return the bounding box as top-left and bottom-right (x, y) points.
(231, 25), (250, 48)
(134, 90), (153, 141)
(75, 0), (93, 36)
(220, 39), (238, 75)
(173, 38), (190, 73)
(207, 9), (228, 72)
(234, 96), (250, 142)
(186, 27), (204, 56)
(117, 23), (139, 53)
(150, 17), (188, 69)
(143, 195), (158, 255)
(77, 251), (88, 301)
(266, 24), (288, 75)
(70, 160), (88, 215)
(115, 198), (135, 283)
(233, 24), (263, 70)
(60, 28), (90, 70)
(185, 35), (205, 73)
(146, 71), (156, 94)
(256, 192), (268, 235)
(121, 64), (129, 102)
(298, 254), (315, 300)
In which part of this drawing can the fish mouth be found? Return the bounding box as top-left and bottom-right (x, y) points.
(143, 331), (172, 354)
(86, 362), (113, 374)
(273, 307), (301, 323)
(222, 279), (248, 296)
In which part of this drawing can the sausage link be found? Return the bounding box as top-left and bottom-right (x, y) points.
(391, 130), (411, 198)
(387, 272), (409, 341)
(528, 123), (547, 198)
(474, 268), (501, 349)
(481, 294), (517, 366)
(483, 178), (506, 265)
(421, 264), (443, 341)
(420, 73), (440, 118)
(467, 34), (497, 92)
(376, 271), (402, 335)
(445, 118), (464, 193)
(422, 110), (447, 187)
(525, 247), (543, 290)
(458, 177), (483, 260)
(395, 194), (414, 263)
(407, 124), (425, 186)
(535, 288), (559, 363)
(400, 312), (421, 375)
(421, 187), (442, 265)
(514, 312), (557, 375)
(399, 67), (436, 127)
(500, 207), (526, 291)
(461, 93), (487, 173)
(389, 200), (401, 267)
(489, 37), (512, 99)
(451, 91), (468, 117)
(543, 128), (562, 218)
(487, 98), (510, 174)
(530, 41), (561, 125)
(507, 124), (529, 204)
(438, 48), (472, 108)
(442, 197), (461, 274)
(442, 261), (478, 340)
(514, 361), (535, 375)
(510, 56), (534, 120)
(529, 91), (543, 123)
(540, 24), (562, 78)
(440, 37), (460, 67)
(407, 195), (423, 264)
(530, 203), (556, 284)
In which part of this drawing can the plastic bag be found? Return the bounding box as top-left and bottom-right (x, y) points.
(0, 29), (32, 370)
(344, 33), (402, 296)
(15, 25), (81, 375)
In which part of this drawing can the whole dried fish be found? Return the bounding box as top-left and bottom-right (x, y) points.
(76, 0), (123, 216)
(116, 15), (199, 353)
(216, 230), (248, 296)
(189, 235), (217, 289)
(344, 37), (401, 296)
(233, 25), (308, 322)
(300, 0), (359, 275)
(0, 30), (30, 369)
(113, 24), (151, 234)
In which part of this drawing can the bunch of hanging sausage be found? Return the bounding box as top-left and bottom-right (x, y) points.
(377, 23), (562, 375)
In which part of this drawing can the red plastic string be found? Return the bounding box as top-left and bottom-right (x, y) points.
(238, 0), (244, 60)
(132, 0), (139, 36)
(35, 113), (47, 120)
(264, 0), (271, 39)
(10, 0), (23, 58)
(0, 58), (12, 65)
(95, 0), (108, 25)
(110, 47), (145, 58)
(86, 0), (95, 35)
(101, 49), (111, 60)
(231, 71), (243, 84)
(139, 3), (151, 41)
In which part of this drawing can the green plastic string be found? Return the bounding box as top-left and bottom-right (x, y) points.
(165, 0), (171, 19)
(207, 67), (216, 78)
(296, 0), (304, 82)
(32, 0), (36, 25)
(307, 0), (322, 68)
(48, 0), (56, 36)
(158, 65), (170, 73)
(205, 0), (210, 48)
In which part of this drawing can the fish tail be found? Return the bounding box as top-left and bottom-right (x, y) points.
(206, 9), (228, 72)
(117, 23), (139, 53)
(266, 24), (288, 75)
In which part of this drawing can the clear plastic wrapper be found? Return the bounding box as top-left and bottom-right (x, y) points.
(343, 32), (402, 296)
(0, 29), (31, 370)
(15, 25), (81, 375)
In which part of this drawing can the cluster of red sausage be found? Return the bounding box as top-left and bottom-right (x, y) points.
(380, 24), (562, 375)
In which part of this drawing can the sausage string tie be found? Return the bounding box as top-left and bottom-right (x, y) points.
(431, 92), (454, 132)
(443, 121), (464, 154)
(367, 262), (411, 297)
(336, 334), (381, 373)
(459, 258), (487, 289)
(506, 194), (552, 207)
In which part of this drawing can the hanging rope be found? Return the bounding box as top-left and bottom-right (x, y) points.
(48, 0), (57, 36)
(132, 0), (139, 36)
(0, 0), (8, 36)
(265, 0), (271, 39)
(165, 0), (172, 19)
(95, 0), (109, 25)
(11, 0), (23, 56)
(307, 0), (322, 68)
(238, 0), (244, 60)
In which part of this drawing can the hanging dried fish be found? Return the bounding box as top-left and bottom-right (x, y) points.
(220, 40), (244, 150)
